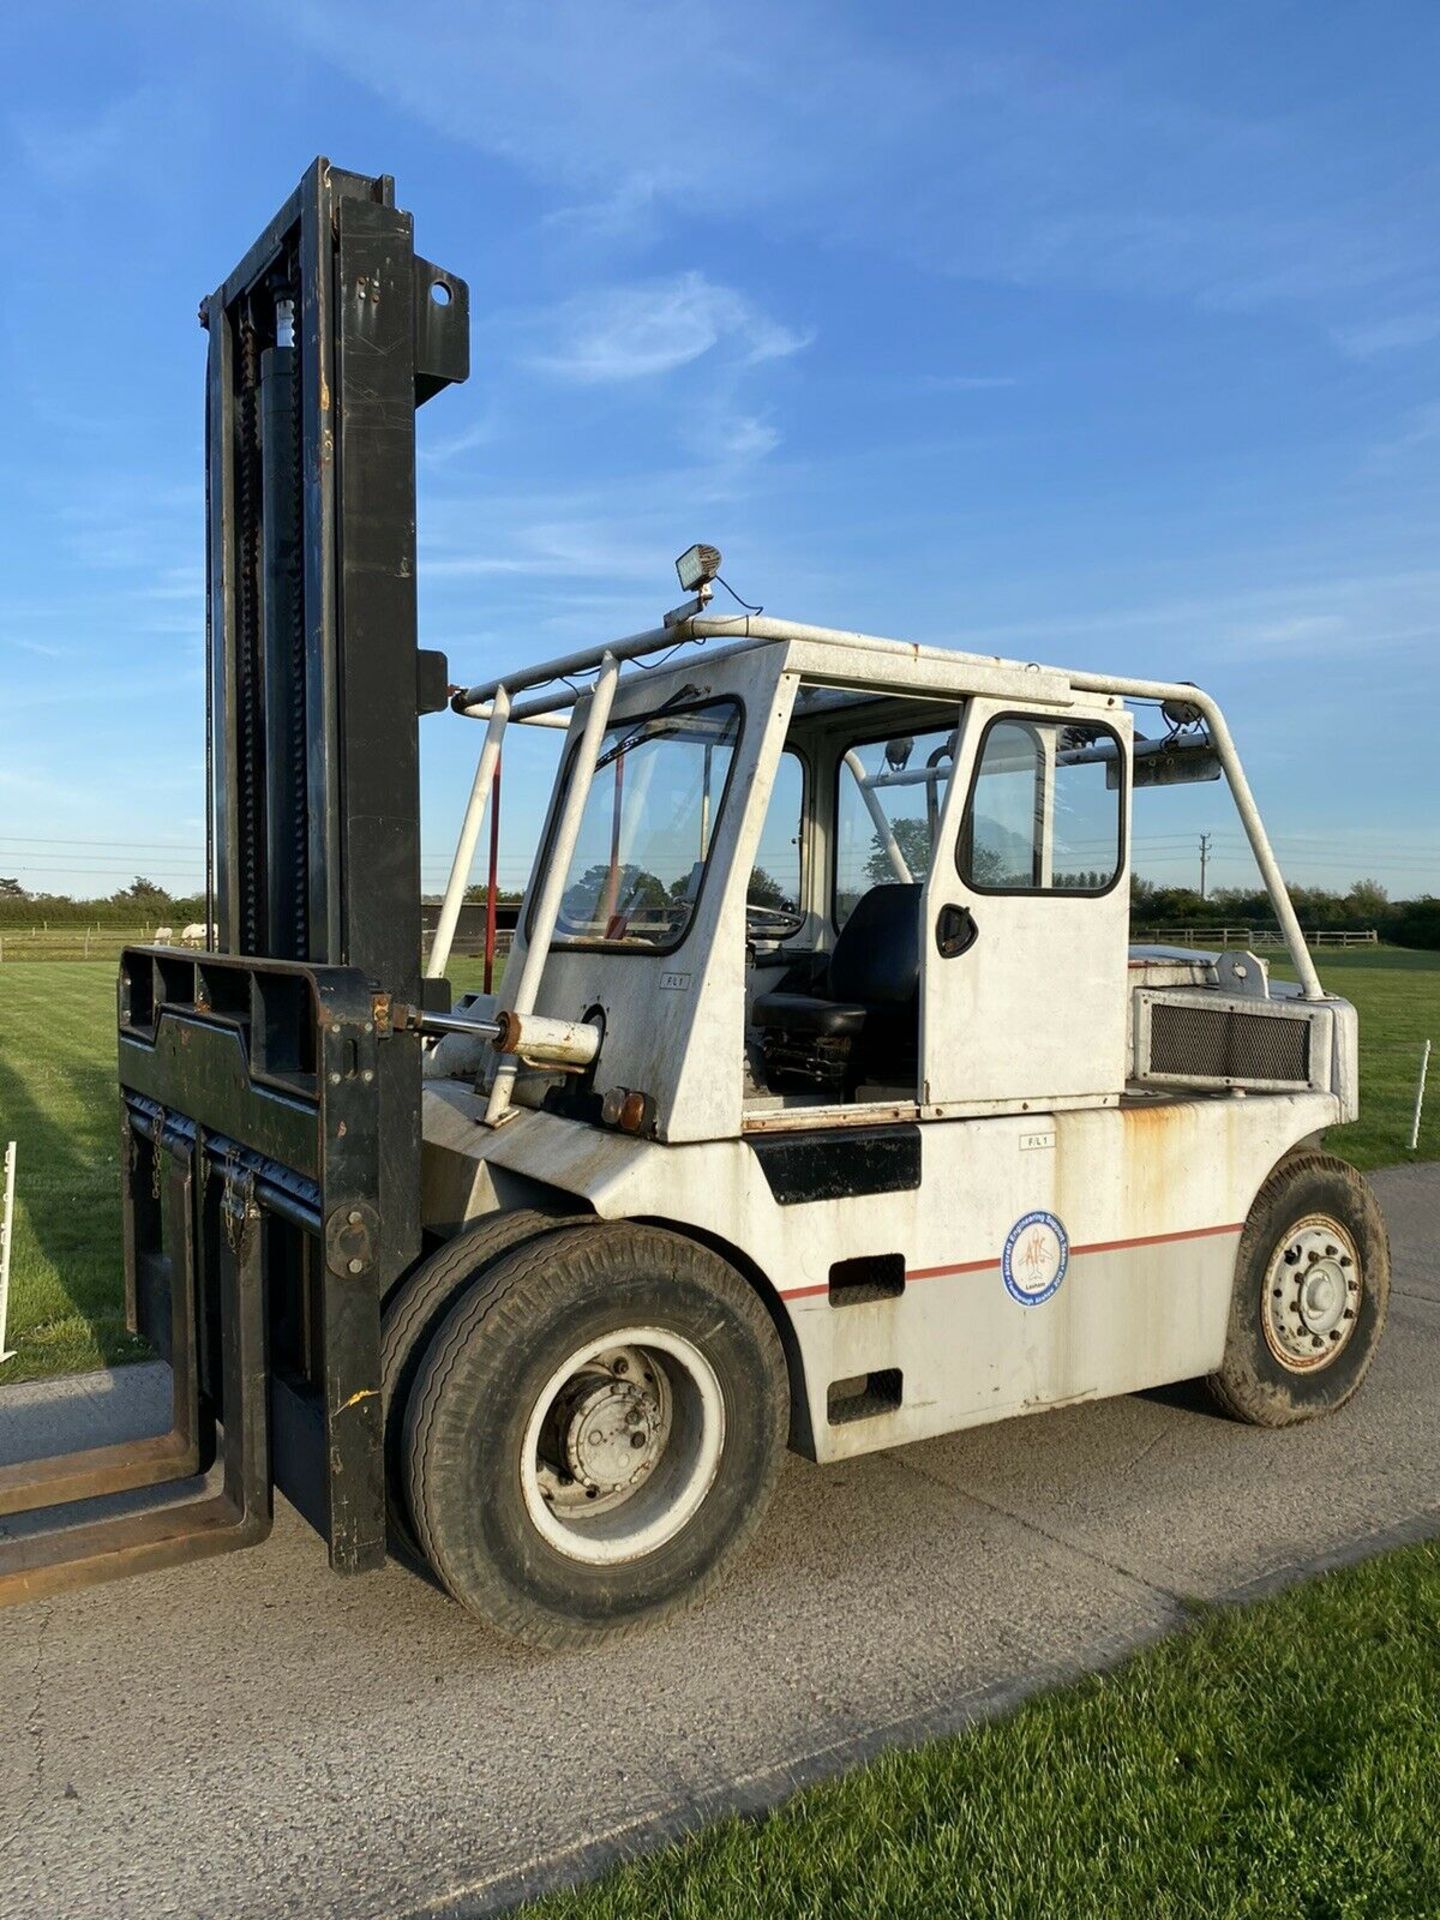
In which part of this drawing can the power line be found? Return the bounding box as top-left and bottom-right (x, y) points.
(0, 835), (205, 851)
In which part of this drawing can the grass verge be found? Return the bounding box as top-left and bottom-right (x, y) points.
(522, 1539), (1440, 1920)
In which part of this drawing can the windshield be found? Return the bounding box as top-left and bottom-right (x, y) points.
(551, 698), (741, 950)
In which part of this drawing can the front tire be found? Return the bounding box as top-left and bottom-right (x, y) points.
(1207, 1151), (1389, 1427)
(380, 1207), (579, 1564)
(404, 1222), (789, 1646)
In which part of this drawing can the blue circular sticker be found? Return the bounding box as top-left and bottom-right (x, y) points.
(1002, 1211), (1069, 1306)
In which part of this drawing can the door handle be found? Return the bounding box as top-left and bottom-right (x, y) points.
(935, 904), (978, 959)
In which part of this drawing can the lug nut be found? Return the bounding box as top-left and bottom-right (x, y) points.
(630, 1433), (646, 1450)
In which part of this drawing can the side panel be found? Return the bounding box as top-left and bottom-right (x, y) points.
(424, 1083), (1342, 1462)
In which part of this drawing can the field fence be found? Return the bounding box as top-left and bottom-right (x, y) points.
(0, 926), (519, 965)
(3, 924), (1385, 963)
(0, 926), (158, 964)
(1135, 926), (1380, 949)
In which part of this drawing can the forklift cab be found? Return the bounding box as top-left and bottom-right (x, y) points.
(483, 636), (1134, 1144)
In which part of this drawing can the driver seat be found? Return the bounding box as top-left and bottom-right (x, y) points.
(753, 883), (921, 1042)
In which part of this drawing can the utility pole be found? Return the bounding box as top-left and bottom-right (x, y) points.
(1198, 832), (1212, 901)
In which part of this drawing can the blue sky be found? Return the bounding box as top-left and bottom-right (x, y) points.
(1, 0), (1437, 905)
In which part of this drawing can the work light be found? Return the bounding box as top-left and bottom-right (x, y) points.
(675, 544), (722, 593)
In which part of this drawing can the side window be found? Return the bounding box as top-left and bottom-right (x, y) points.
(965, 719), (1041, 887)
(961, 717), (1123, 894)
(835, 723), (958, 925)
(748, 749), (806, 936)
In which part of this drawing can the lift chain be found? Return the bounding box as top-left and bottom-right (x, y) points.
(221, 1145), (258, 1261)
(150, 1107), (167, 1202)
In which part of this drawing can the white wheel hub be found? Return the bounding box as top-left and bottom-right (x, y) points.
(1261, 1215), (1362, 1371)
(520, 1327), (725, 1565)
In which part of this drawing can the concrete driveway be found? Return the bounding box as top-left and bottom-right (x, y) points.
(1, 1162), (1435, 1920)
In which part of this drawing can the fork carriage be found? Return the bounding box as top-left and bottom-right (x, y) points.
(0, 161), (1387, 1643)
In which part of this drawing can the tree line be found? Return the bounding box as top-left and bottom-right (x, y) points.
(1130, 876), (1438, 950)
(2, 869), (1435, 949)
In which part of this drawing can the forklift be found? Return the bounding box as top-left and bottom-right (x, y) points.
(0, 161), (1388, 1646)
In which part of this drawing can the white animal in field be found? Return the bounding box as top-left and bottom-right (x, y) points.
(179, 923), (213, 948)
(154, 926), (174, 943)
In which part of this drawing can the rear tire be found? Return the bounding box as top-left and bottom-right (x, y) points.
(380, 1207), (578, 1563)
(1207, 1151), (1388, 1427)
(404, 1222), (788, 1647)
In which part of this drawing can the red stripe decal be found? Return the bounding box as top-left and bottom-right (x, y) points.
(905, 1255), (1000, 1282)
(779, 1221), (1243, 1301)
(1071, 1221), (1244, 1258)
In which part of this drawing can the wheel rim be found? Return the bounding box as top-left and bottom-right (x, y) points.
(519, 1326), (725, 1565)
(1261, 1213), (1363, 1372)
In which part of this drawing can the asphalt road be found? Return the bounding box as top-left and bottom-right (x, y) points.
(1, 1162), (1436, 1920)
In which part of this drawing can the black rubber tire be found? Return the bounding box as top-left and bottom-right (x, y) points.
(380, 1207), (579, 1563)
(1207, 1151), (1389, 1427)
(404, 1221), (789, 1647)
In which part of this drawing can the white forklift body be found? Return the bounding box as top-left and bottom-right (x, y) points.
(419, 601), (1361, 1472)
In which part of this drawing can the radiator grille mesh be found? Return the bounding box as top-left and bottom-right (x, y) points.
(1148, 1001), (1311, 1084)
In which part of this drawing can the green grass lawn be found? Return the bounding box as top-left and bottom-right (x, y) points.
(523, 1539), (1440, 1920)
(0, 945), (1433, 1380)
(0, 963), (148, 1379)
(1269, 946), (1439, 1169)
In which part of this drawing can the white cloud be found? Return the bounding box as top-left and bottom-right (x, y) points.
(1333, 312), (1440, 358)
(957, 568), (1440, 667)
(418, 415), (501, 467)
(716, 414), (782, 462)
(918, 373), (1021, 392)
(529, 273), (812, 383)
(541, 173), (670, 245)
(1365, 400), (1440, 471)
(276, 1), (1436, 332)
(15, 85), (204, 195)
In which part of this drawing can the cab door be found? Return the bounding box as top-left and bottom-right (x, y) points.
(919, 699), (1132, 1109)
